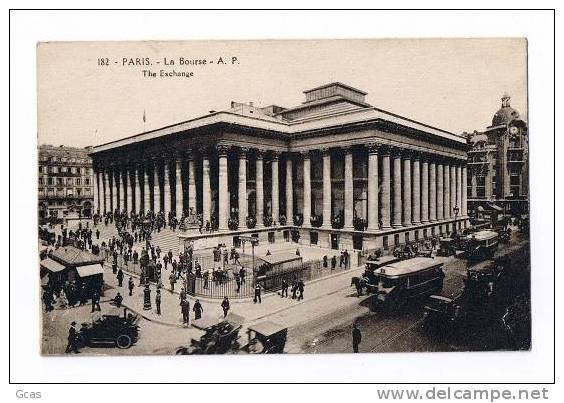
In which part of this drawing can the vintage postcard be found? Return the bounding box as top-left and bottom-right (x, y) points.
(37, 39), (530, 356)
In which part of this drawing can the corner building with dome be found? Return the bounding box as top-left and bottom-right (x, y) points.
(464, 94), (529, 217)
(89, 82), (470, 253)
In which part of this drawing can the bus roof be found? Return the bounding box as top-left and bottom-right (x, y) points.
(466, 230), (498, 241)
(375, 257), (442, 277)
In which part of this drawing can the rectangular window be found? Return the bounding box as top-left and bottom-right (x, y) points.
(383, 235), (389, 250)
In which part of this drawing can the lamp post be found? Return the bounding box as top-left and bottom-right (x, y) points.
(453, 205), (460, 236)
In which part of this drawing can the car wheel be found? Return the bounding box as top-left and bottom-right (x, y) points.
(116, 334), (132, 349)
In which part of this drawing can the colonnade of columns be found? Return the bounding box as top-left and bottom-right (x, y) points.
(93, 143), (468, 232)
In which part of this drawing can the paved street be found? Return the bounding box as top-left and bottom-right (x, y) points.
(42, 219), (529, 356)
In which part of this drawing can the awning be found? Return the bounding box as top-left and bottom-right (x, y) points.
(40, 258), (65, 273)
(76, 264), (105, 278)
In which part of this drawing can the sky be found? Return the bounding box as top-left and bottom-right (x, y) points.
(37, 38), (527, 148)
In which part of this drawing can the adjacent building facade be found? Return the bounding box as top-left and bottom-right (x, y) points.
(38, 145), (94, 220)
(90, 83), (469, 252)
(464, 94), (529, 216)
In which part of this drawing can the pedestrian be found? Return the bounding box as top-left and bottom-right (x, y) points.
(95, 228), (100, 240)
(155, 289), (161, 315)
(254, 283), (262, 304)
(116, 268), (124, 287)
(323, 255), (328, 268)
(193, 299), (203, 320)
(42, 289), (54, 312)
(128, 276), (134, 296)
(113, 292), (123, 307)
(352, 322), (362, 353)
(169, 272), (176, 292)
(297, 279), (305, 301)
(340, 251), (345, 268)
(291, 277), (298, 299)
(180, 298), (190, 325)
(91, 289), (101, 312)
(221, 296), (230, 318)
(281, 279), (288, 298)
(65, 321), (79, 354)
(331, 255), (337, 270)
(179, 287), (186, 303)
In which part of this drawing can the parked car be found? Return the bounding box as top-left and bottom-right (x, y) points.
(77, 307), (140, 349)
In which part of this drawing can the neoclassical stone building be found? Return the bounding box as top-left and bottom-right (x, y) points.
(90, 83), (469, 252)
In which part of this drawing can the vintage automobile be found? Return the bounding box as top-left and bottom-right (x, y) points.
(368, 257), (445, 310)
(239, 321), (288, 354)
(176, 313), (243, 355)
(351, 255), (400, 296)
(437, 237), (457, 257)
(424, 258), (506, 325)
(464, 230), (499, 262)
(77, 307), (140, 349)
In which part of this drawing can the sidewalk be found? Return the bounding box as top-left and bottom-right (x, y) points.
(102, 263), (363, 329)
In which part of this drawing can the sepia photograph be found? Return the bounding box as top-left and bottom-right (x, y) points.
(36, 38), (531, 357)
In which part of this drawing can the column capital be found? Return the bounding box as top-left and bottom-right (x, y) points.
(299, 150), (311, 160)
(390, 146), (403, 158)
(412, 151), (422, 161)
(254, 149), (265, 159)
(216, 143), (231, 157)
(269, 150), (280, 161)
(237, 147), (249, 158)
(366, 142), (381, 154)
(320, 147), (332, 156)
(341, 145), (354, 154)
(401, 149), (415, 159)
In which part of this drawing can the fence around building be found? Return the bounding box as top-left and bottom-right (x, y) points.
(103, 248), (354, 299)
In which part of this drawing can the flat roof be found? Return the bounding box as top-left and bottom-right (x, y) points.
(40, 258), (66, 273)
(91, 106), (466, 154)
(76, 263), (105, 277)
(248, 320), (286, 336)
(376, 257), (442, 277)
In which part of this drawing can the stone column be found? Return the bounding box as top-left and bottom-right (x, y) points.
(402, 151), (412, 226)
(285, 155), (293, 224)
(456, 164), (462, 212)
(462, 165), (468, 216)
(238, 148), (248, 229)
(429, 161), (437, 222)
(271, 152), (280, 225)
(93, 168), (99, 214)
(126, 167), (133, 213)
(380, 147), (391, 229)
(218, 145), (229, 231)
(392, 148), (402, 228)
(443, 161), (450, 220)
(302, 151), (311, 227)
(134, 164), (141, 214)
(367, 144), (379, 231)
(344, 147), (354, 230)
(450, 163), (457, 218)
(143, 163), (150, 213)
(202, 151), (211, 226)
(255, 150), (264, 228)
(322, 149), (332, 229)
(152, 159), (160, 212)
(118, 168), (124, 211)
(111, 168), (118, 213)
(163, 158), (172, 218)
(188, 152), (197, 214)
(175, 155), (184, 218)
(421, 157), (429, 223)
(104, 169), (110, 214)
(436, 162), (444, 221)
(412, 154), (421, 224)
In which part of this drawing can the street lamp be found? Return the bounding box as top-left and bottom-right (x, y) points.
(453, 205), (460, 236)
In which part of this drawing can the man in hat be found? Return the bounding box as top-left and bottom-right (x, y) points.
(65, 321), (79, 354)
(193, 299), (203, 320)
(155, 289), (162, 315)
(221, 297), (230, 318)
(112, 292), (123, 307)
(254, 283), (262, 304)
(128, 276), (135, 296)
(91, 289), (101, 312)
(352, 322), (362, 353)
(180, 298), (190, 325)
(116, 268), (124, 287)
